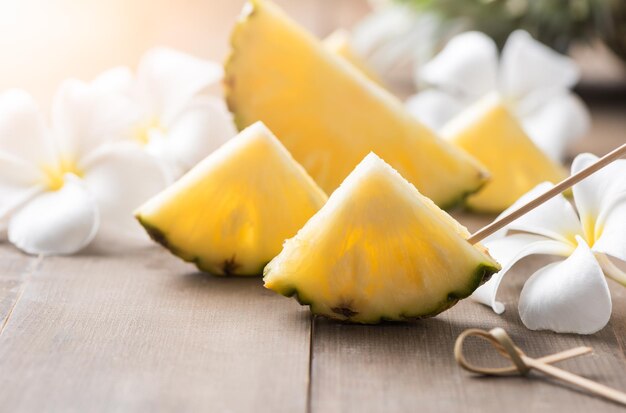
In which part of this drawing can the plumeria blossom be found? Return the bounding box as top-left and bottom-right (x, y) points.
(0, 82), (168, 255)
(350, 2), (442, 78)
(93, 47), (237, 180)
(471, 153), (626, 334)
(407, 30), (590, 161)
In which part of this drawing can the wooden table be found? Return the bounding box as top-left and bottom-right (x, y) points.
(1, 105), (625, 412)
(1, 0), (625, 407)
(0, 219), (625, 413)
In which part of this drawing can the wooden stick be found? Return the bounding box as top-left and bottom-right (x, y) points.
(455, 328), (626, 406)
(535, 346), (592, 365)
(455, 328), (592, 376)
(468, 143), (626, 244)
(524, 356), (626, 406)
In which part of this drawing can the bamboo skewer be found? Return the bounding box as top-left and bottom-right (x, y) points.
(468, 143), (626, 244)
(524, 356), (626, 406)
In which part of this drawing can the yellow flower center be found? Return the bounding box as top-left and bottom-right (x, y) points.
(581, 214), (597, 247)
(41, 158), (83, 191)
(134, 117), (166, 145)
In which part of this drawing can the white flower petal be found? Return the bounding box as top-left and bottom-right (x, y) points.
(91, 66), (134, 95)
(0, 185), (43, 235)
(0, 89), (55, 166)
(0, 157), (43, 221)
(519, 237), (611, 334)
(472, 233), (573, 314)
(596, 253), (626, 286)
(572, 154), (626, 249)
(405, 90), (465, 131)
(165, 96), (236, 172)
(0, 151), (44, 188)
(52, 79), (138, 160)
(8, 176), (99, 255)
(594, 200), (626, 263)
(143, 131), (182, 182)
(420, 31), (498, 98)
(350, 5), (434, 77)
(0, 154), (44, 235)
(519, 92), (590, 161)
(136, 47), (223, 123)
(500, 30), (580, 104)
(81, 142), (168, 240)
(572, 153), (602, 224)
(489, 182), (582, 244)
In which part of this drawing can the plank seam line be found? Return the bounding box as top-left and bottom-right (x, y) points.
(0, 255), (43, 338)
(306, 315), (315, 413)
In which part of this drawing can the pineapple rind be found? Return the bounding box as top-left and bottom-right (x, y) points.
(137, 211), (270, 277)
(267, 262), (498, 324)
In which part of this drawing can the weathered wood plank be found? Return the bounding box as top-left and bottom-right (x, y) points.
(0, 246), (311, 413)
(310, 214), (626, 413)
(608, 260), (626, 360)
(0, 245), (37, 331)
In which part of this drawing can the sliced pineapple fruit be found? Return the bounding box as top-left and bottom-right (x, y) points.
(135, 122), (327, 276)
(264, 153), (500, 323)
(323, 29), (381, 84)
(443, 93), (566, 213)
(225, 0), (488, 208)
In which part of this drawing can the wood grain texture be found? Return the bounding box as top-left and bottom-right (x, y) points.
(0, 247), (311, 413)
(0, 4), (623, 409)
(0, 245), (37, 331)
(608, 261), (626, 360)
(310, 213), (626, 413)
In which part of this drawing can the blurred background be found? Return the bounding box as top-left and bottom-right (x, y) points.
(1, 0), (624, 154)
(0, 0), (366, 106)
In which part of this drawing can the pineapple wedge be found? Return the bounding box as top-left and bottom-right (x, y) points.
(225, 0), (488, 208)
(136, 122), (327, 276)
(323, 29), (381, 84)
(443, 93), (566, 213)
(264, 153), (500, 323)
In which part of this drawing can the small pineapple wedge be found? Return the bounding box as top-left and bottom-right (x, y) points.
(225, 0), (488, 209)
(323, 29), (381, 84)
(443, 93), (566, 213)
(264, 153), (500, 323)
(136, 122), (327, 276)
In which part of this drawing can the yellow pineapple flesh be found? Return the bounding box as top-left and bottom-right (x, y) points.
(442, 93), (566, 213)
(264, 153), (500, 323)
(225, 0), (489, 209)
(135, 122), (327, 276)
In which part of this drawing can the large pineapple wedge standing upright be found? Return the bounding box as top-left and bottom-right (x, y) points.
(225, 0), (489, 209)
(264, 153), (501, 323)
(136, 122), (327, 276)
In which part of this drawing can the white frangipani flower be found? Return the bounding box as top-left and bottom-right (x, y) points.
(350, 3), (442, 78)
(471, 153), (626, 334)
(407, 30), (591, 161)
(0, 82), (168, 255)
(93, 47), (237, 180)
